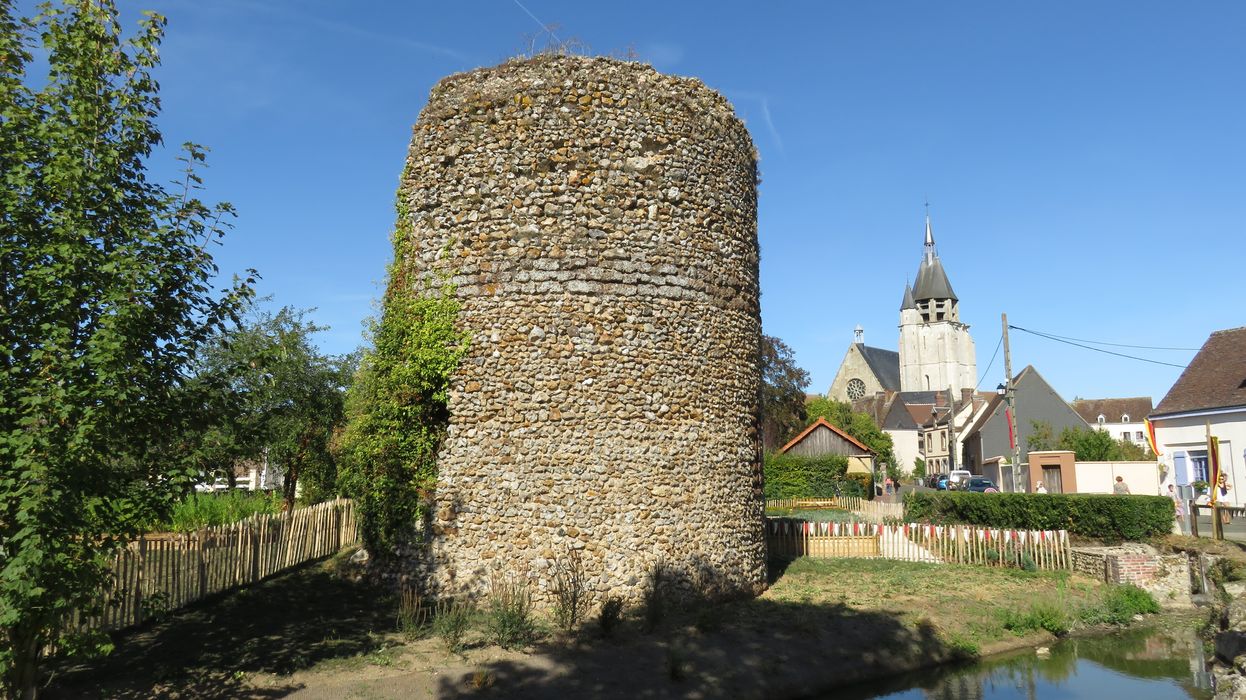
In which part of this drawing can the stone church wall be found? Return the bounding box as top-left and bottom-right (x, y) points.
(394, 55), (766, 603)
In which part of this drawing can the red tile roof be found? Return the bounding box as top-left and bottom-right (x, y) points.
(1071, 397), (1153, 424)
(1153, 327), (1246, 416)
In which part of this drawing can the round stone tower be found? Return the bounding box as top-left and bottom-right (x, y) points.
(397, 55), (764, 602)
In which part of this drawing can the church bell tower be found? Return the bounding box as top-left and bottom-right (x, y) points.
(898, 213), (977, 393)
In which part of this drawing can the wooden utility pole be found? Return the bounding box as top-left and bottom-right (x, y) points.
(947, 385), (958, 472)
(1002, 314), (1022, 492)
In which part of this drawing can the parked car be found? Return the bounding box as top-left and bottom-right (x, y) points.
(963, 477), (998, 493)
(947, 469), (973, 489)
(935, 474), (950, 490)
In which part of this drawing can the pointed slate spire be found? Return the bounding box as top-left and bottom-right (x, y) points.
(912, 211), (957, 302)
(900, 283), (917, 311)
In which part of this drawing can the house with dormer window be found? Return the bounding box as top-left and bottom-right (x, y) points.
(1071, 397), (1154, 450)
(1149, 327), (1246, 506)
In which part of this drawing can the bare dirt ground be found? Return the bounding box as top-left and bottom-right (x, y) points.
(44, 554), (1128, 699)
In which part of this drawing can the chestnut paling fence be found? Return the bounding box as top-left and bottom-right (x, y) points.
(766, 518), (1071, 571)
(765, 497), (905, 524)
(66, 498), (358, 637)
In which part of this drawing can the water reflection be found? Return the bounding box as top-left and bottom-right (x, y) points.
(835, 626), (1213, 699)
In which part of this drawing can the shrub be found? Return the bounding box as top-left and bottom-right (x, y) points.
(903, 491), (1173, 541)
(843, 472), (874, 500)
(598, 596), (625, 639)
(432, 598), (475, 654)
(396, 586), (430, 640)
(486, 579), (536, 650)
(552, 551), (592, 634)
(762, 453), (853, 500)
(1001, 602), (1071, 636)
(159, 491), (283, 532)
(643, 565), (670, 633)
(1099, 584), (1160, 623)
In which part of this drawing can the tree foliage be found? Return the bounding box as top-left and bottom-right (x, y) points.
(1028, 421), (1154, 462)
(760, 335), (810, 451)
(804, 396), (899, 477)
(188, 305), (356, 509)
(0, 2), (252, 695)
(336, 165), (469, 558)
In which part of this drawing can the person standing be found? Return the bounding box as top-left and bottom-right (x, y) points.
(1113, 476), (1131, 495)
(1168, 484), (1186, 534)
(1218, 475), (1233, 525)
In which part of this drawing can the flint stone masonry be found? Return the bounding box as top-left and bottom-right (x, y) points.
(1071, 543), (1192, 608)
(394, 55), (766, 602)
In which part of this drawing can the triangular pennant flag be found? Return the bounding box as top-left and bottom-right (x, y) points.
(1004, 530), (1012, 542)
(977, 529), (985, 541)
(1018, 531), (1028, 544)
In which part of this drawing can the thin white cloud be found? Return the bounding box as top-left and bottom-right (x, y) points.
(196, 0), (474, 65)
(724, 90), (785, 156)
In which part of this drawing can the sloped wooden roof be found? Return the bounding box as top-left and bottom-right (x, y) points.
(778, 417), (874, 455)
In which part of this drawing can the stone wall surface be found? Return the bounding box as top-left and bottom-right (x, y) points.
(1071, 544), (1192, 608)
(394, 55), (765, 602)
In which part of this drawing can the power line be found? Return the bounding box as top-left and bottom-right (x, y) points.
(1004, 327), (1197, 352)
(1009, 325), (1189, 369)
(976, 334), (1003, 390)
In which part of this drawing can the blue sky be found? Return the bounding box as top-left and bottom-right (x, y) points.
(92, 1), (1244, 404)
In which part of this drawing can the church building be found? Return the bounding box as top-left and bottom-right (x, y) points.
(826, 214), (980, 472)
(829, 214), (977, 402)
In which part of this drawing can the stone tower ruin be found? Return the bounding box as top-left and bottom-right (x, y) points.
(396, 55), (765, 602)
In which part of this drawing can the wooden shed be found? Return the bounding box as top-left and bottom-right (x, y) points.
(778, 417), (875, 474)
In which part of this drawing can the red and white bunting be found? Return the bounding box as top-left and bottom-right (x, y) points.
(1018, 530), (1027, 544)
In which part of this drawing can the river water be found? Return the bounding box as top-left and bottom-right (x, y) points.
(837, 626), (1215, 699)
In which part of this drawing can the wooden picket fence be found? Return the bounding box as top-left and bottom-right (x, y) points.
(66, 497), (358, 637)
(767, 518), (1071, 571)
(765, 497), (905, 524)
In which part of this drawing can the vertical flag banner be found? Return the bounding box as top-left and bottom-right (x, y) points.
(1006, 408), (1016, 450)
(1210, 435), (1223, 505)
(1144, 418), (1162, 458)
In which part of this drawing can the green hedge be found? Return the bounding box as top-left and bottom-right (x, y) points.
(763, 453), (865, 500)
(844, 472), (874, 501)
(903, 491), (1173, 541)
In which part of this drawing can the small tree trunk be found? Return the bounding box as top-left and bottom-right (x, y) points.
(8, 625), (42, 700)
(282, 464), (298, 512)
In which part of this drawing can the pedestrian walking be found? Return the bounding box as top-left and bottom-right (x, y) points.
(1113, 476), (1131, 495)
(884, 476), (894, 495)
(1168, 484), (1186, 534)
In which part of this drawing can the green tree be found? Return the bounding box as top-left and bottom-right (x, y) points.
(1027, 420), (1056, 452)
(1057, 426), (1122, 461)
(803, 396), (899, 478)
(188, 305), (356, 509)
(760, 335), (810, 451)
(0, 2), (252, 695)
